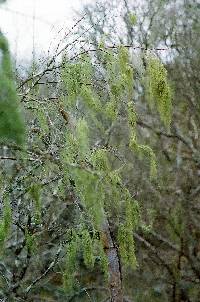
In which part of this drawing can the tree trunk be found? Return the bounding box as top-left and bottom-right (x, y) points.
(101, 219), (123, 302)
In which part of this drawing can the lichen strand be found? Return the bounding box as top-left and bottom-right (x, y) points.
(118, 224), (137, 269)
(62, 55), (93, 108)
(146, 54), (172, 129)
(29, 183), (42, 224)
(72, 169), (105, 227)
(25, 229), (37, 254)
(0, 197), (12, 246)
(117, 195), (139, 269)
(81, 229), (95, 269)
(102, 46), (134, 121)
(76, 118), (90, 160)
(129, 121), (157, 179)
(63, 233), (80, 293)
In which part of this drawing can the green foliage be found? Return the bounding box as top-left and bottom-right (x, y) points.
(0, 33), (25, 145)
(0, 1), (197, 300)
(146, 54), (172, 129)
(60, 45), (172, 291)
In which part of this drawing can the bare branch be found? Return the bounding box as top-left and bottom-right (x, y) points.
(25, 245), (62, 294)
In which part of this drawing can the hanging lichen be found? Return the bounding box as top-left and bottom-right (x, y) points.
(63, 232), (80, 293)
(60, 45), (171, 291)
(25, 228), (37, 254)
(72, 169), (104, 227)
(81, 229), (95, 269)
(146, 54), (172, 129)
(117, 194), (139, 269)
(0, 196), (12, 246)
(91, 148), (111, 172)
(128, 101), (157, 179)
(29, 183), (42, 224)
(95, 238), (109, 280)
(62, 55), (93, 108)
(76, 118), (90, 160)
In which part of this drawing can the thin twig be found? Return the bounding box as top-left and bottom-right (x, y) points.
(18, 44), (170, 93)
(0, 156), (17, 160)
(25, 245), (62, 294)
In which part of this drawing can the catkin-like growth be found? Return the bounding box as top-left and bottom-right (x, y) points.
(118, 194), (139, 269)
(146, 54), (172, 129)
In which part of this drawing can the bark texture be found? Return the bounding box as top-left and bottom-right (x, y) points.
(101, 219), (123, 302)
